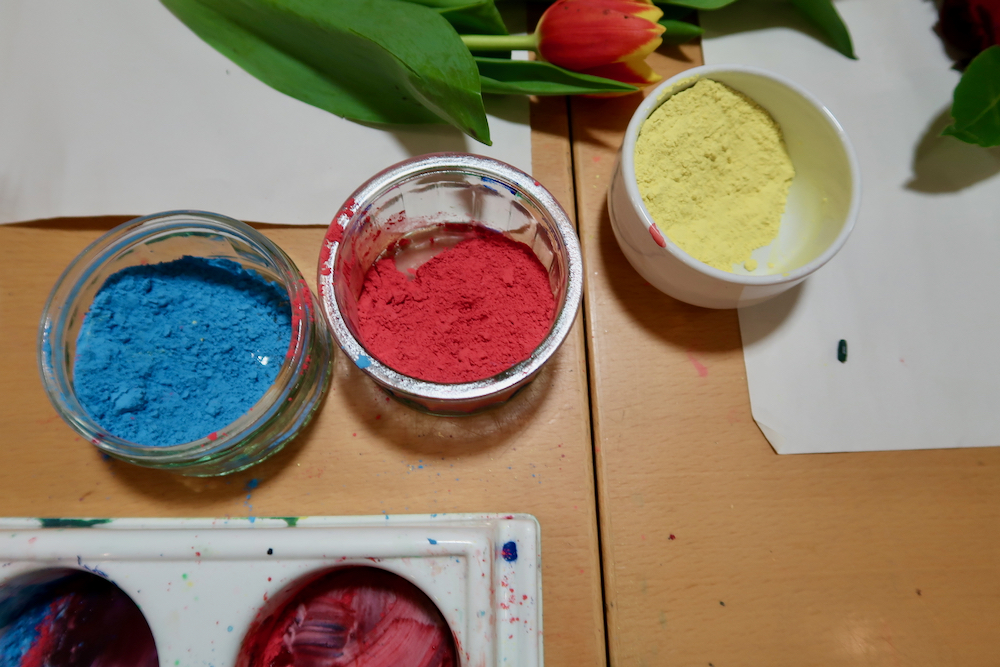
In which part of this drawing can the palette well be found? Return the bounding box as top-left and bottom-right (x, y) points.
(0, 514), (542, 667)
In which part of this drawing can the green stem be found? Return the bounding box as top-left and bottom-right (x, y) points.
(461, 33), (539, 52)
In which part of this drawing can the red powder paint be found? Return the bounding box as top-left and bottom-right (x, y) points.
(357, 227), (555, 383)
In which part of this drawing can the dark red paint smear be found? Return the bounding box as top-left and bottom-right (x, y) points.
(237, 567), (456, 667)
(15, 572), (157, 667)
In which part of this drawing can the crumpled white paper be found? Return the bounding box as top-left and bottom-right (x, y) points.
(703, 0), (1000, 453)
(0, 1), (530, 226)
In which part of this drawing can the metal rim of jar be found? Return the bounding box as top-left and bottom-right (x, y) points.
(318, 152), (584, 405)
(37, 210), (330, 473)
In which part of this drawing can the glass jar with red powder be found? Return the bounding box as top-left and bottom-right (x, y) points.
(318, 153), (583, 415)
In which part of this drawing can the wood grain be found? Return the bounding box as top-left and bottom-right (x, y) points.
(573, 46), (1000, 666)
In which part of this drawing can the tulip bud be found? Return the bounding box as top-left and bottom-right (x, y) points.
(536, 0), (666, 86)
(938, 0), (1000, 58)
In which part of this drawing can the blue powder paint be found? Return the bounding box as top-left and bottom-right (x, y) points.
(356, 355), (372, 369)
(427, 538), (438, 545)
(73, 256), (291, 447)
(246, 478), (260, 490)
(501, 541), (518, 562)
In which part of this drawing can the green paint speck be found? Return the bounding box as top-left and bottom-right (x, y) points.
(39, 518), (112, 528)
(276, 517), (299, 527)
(182, 573), (188, 580)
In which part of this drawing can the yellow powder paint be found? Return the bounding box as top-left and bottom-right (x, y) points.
(634, 79), (794, 272)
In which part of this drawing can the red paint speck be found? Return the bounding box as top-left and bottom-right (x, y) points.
(522, 594), (528, 600)
(686, 350), (709, 378)
(195, 552), (201, 557)
(207, 432), (218, 441)
(648, 223), (667, 248)
(669, 534), (676, 540)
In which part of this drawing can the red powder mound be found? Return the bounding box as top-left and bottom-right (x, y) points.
(238, 567), (456, 667)
(357, 227), (556, 383)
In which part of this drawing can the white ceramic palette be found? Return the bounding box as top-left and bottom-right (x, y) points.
(0, 513), (542, 667)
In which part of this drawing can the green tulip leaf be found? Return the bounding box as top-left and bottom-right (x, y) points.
(654, 3), (698, 21)
(659, 19), (704, 43)
(788, 0), (856, 59)
(655, 0), (739, 10)
(943, 45), (1000, 147)
(403, 0), (508, 35)
(160, 0), (492, 144)
(475, 57), (638, 96)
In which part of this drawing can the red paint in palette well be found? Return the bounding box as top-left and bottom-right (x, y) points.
(237, 566), (456, 667)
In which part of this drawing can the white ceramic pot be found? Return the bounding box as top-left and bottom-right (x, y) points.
(609, 65), (861, 309)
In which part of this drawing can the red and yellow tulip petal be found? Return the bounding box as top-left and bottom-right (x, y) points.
(537, 0), (665, 72)
(578, 57), (661, 86)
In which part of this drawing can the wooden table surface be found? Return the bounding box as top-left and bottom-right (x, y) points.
(3, 41), (1000, 667)
(572, 48), (1000, 667)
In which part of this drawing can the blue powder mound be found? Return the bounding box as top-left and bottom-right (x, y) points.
(73, 256), (292, 447)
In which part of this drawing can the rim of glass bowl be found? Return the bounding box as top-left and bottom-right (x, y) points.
(317, 152), (584, 404)
(620, 64), (862, 285)
(37, 210), (317, 466)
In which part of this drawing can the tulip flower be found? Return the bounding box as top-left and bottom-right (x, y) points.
(938, 0), (1000, 59)
(461, 0), (667, 87)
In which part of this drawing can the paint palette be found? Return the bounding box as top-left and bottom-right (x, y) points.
(0, 514), (542, 667)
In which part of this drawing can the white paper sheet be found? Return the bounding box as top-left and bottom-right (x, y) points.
(0, 1), (531, 226)
(703, 0), (1000, 453)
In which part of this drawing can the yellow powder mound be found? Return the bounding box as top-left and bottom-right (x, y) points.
(634, 79), (794, 272)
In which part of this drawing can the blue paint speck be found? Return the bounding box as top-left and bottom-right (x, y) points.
(478, 610), (487, 617)
(428, 538), (438, 545)
(246, 478), (259, 490)
(248, 517), (256, 524)
(227, 626), (234, 632)
(501, 541), (518, 562)
(356, 355), (372, 369)
(481, 175), (518, 195)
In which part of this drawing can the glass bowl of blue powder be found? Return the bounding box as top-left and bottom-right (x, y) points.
(38, 211), (333, 476)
